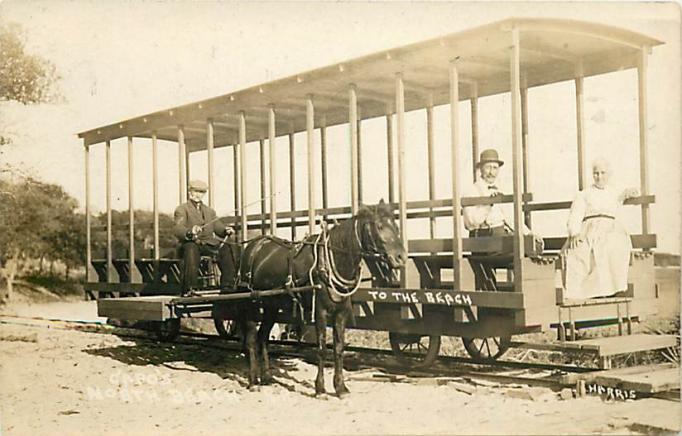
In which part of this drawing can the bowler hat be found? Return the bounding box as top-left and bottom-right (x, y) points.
(476, 149), (504, 167)
(188, 180), (208, 192)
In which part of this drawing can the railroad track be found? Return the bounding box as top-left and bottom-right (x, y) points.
(0, 314), (590, 392)
(5, 314), (679, 402)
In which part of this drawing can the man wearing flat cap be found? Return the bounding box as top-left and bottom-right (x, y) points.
(463, 148), (543, 260)
(174, 180), (237, 296)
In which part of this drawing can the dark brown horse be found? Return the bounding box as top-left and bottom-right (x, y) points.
(234, 200), (406, 397)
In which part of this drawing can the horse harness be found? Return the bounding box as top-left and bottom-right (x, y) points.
(236, 217), (388, 302)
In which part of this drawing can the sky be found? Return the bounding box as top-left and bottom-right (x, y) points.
(0, 1), (680, 253)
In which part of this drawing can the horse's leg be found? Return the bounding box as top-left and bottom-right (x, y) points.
(315, 300), (328, 396)
(332, 305), (350, 398)
(242, 305), (260, 389)
(258, 303), (278, 385)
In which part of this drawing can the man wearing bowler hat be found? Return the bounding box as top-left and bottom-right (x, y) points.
(174, 180), (238, 296)
(463, 149), (543, 286)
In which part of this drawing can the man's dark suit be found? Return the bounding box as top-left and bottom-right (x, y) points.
(174, 201), (238, 292)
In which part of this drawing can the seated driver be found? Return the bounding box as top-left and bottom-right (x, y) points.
(174, 180), (237, 296)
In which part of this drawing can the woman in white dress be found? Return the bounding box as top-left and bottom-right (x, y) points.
(561, 158), (639, 300)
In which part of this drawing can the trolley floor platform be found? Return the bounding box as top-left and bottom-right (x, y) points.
(97, 285), (320, 322)
(510, 334), (678, 356)
(98, 295), (175, 321)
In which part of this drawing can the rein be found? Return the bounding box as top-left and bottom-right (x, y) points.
(319, 216), (390, 300)
(318, 218), (363, 300)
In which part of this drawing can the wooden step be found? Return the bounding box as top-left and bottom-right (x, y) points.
(510, 333), (678, 356)
(561, 363), (680, 394)
(574, 333), (678, 357)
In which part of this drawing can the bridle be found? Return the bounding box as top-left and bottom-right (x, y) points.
(354, 216), (399, 285)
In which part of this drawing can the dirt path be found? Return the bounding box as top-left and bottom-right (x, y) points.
(0, 301), (680, 435)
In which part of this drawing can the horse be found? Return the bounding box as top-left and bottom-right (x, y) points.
(232, 199), (406, 397)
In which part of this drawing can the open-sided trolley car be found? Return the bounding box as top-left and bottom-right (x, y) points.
(82, 18), (675, 368)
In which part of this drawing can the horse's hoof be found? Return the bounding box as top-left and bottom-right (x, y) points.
(336, 385), (351, 399)
(248, 385), (261, 392)
(260, 375), (274, 385)
(315, 392), (329, 400)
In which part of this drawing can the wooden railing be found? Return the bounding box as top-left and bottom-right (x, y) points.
(90, 195), (656, 245)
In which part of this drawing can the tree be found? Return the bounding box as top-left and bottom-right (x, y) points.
(0, 176), (82, 302)
(91, 210), (177, 260)
(0, 21), (60, 146)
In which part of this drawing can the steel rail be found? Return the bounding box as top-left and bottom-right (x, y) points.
(0, 314), (591, 376)
(4, 314), (679, 402)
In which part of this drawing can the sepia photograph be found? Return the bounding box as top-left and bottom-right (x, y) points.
(0, 1), (680, 434)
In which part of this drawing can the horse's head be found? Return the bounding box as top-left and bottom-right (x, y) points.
(356, 199), (407, 269)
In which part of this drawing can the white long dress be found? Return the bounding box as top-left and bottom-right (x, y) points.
(561, 185), (632, 299)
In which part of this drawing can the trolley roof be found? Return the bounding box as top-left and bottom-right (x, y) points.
(78, 17), (662, 150)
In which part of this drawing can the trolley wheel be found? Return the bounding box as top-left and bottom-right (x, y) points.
(389, 332), (441, 368)
(154, 318), (181, 342)
(462, 336), (511, 361)
(213, 317), (239, 339)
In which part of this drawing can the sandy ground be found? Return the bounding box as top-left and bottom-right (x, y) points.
(1, 300), (680, 436)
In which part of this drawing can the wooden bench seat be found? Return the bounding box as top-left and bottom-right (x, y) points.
(134, 259), (180, 283)
(90, 259), (108, 282)
(111, 259), (131, 282)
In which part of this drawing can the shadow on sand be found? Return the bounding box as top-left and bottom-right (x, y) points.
(85, 330), (319, 396)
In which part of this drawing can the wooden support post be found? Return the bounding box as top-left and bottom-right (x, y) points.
(320, 116), (328, 218)
(239, 112), (248, 241)
(127, 136), (135, 282)
(357, 117), (363, 205)
(105, 139), (112, 283)
(426, 97), (436, 240)
(575, 63), (586, 191)
(395, 74), (408, 287)
(470, 82), (479, 181)
(449, 64), (463, 291)
(84, 142), (91, 282)
(289, 132), (297, 239)
(386, 113), (395, 204)
(521, 80), (531, 227)
(510, 28), (525, 288)
(178, 126), (186, 203)
(637, 48), (651, 237)
(206, 119), (215, 209)
(268, 106), (277, 235)
(259, 139), (267, 234)
(617, 303), (623, 336)
(185, 146), (191, 199)
(349, 84), (359, 213)
(558, 307), (566, 342)
(306, 95), (316, 234)
(568, 307), (576, 341)
(233, 143), (240, 224)
(152, 132), (160, 261)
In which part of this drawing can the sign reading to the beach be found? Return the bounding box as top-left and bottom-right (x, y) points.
(364, 290), (473, 306)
